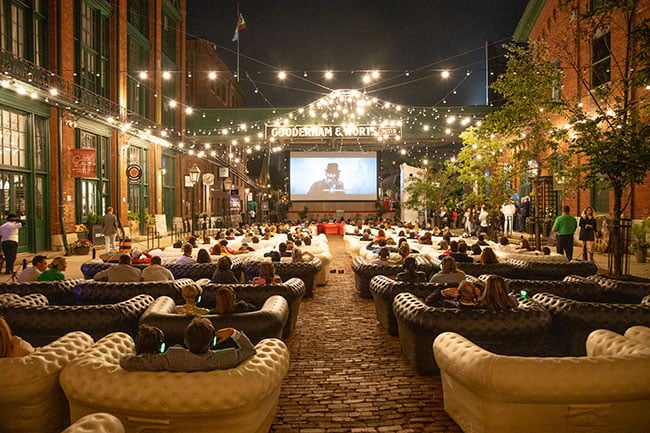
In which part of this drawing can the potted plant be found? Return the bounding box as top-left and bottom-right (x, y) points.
(630, 217), (650, 263)
(128, 210), (140, 238)
(74, 224), (89, 240)
(71, 238), (93, 255)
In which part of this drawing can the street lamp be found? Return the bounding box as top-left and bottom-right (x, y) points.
(189, 164), (201, 234)
(223, 177), (233, 227)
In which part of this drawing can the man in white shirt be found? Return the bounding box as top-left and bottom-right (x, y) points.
(501, 201), (516, 236)
(17, 255), (48, 282)
(142, 256), (175, 281)
(175, 243), (196, 264)
(0, 214), (25, 274)
(93, 254), (142, 282)
(478, 206), (489, 235)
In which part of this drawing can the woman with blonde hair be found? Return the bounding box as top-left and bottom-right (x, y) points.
(480, 275), (518, 310)
(215, 287), (256, 314)
(291, 247), (314, 263)
(479, 247), (499, 264)
(0, 316), (34, 358)
(37, 256), (67, 281)
(175, 284), (210, 316)
(429, 256), (466, 284)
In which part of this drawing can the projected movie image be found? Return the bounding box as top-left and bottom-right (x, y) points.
(290, 152), (377, 201)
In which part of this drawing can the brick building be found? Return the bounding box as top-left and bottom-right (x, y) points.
(0, 1), (255, 254)
(514, 0), (650, 220)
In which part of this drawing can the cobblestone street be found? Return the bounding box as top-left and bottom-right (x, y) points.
(271, 236), (462, 433)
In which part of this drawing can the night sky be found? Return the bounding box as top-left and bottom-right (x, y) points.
(186, 0), (530, 108)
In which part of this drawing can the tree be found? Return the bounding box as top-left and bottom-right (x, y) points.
(402, 164), (458, 227)
(465, 42), (567, 248)
(559, 0), (650, 276)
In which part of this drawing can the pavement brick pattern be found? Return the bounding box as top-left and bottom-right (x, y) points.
(271, 236), (462, 432)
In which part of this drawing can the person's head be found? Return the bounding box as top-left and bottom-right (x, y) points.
(291, 247), (303, 262)
(107, 206), (114, 214)
(449, 241), (459, 253)
(269, 250), (281, 262)
(210, 244), (222, 255)
(215, 286), (237, 314)
(196, 248), (211, 263)
(480, 247), (499, 264)
(181, 283), (202, 306)
(5, 213), (17, 222)
(478, 233), (485, 242)
(134, 324), (165, 355)
(303, 236), (311, 246)
(251, 236), (260, 244)
(582, 206), (593, 217)
(399, 242), (411, 257)
(439, 240), (449, 251)
(32, 255), (47, 271)
(0, 316), (15, 358)
(402, 256), (417, 273)
(150, 255), (162, 266)
(457, 281), (480, 303)
(542, 246), (551, 255)
(378, 247), (389, 260)
(119, 254), (131, 265)
(499, 237), (509, 246)
(458, 242), (468, 254)
(184, 317), (215, 354)
(471, 244), (482, 255)
(481, 275), (514, 310)
(182, 243), (193, 256)
(259, 262), (276, 281)
(217, 255), (233, 271)
(278, 242), (287, 253)
(563, 205), (570, 214)
(440, 256), (458, 273)
(286, 240), (294, 250)
(520, 239), (532, 251)
(50, 256), (67, 271)
(219, 240), (229, 247)
(325, 162), (340, 182)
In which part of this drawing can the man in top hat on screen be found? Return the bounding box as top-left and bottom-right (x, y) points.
(308, 162), (345, 195)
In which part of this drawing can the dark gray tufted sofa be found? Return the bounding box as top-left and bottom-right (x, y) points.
(393, 292), (552, 375)
(139, 295), (289, 346)
(241, 258), (321, 297)
(200, 278), (306, 338)
(0, 293), (154, 346)
(72, 278), (195, 305)
(351, 256), (433, 299)
(532, 292), (650, 356)
(0, 279), (84, 305)
(369, 275), (460, 336)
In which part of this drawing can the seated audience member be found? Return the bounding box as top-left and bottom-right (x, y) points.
(196, 248), (211, 264)
(215, 286), (256, 314)
(446, 241), (473, 263)
(236, 243), (254, 254)
(175, 283), (210, 316)
(369, 247), (391, 265)
(476, 233), (489, 246)
(396, 256), (426, 282)
(374, 229), (387, 241)
(470, 244), (483, 256)
(176, 243), (196, 264)
(251, 236), (260, 244)
(303, 236), (312, 246)
(425, 280), (482, 309)
(291, 247), (314, 263)
(418, 231), (433, 245)
(479, 247), (499, 264)
(437, 240), (450, 254)
(186, 235), (198, 248)
(219, 240), (236, 255)
(142, 255), (175, 281)
(0, 315), (34, 358)
(17, 255), (47, 282)
(252, 262), (282, 285)
(120, 319), (256, 372)
(37, 256), (67, 281)
(211, 256), (239, 284)
(518, 238), (533, 251)
(94, 254), (142, 282)
(429, 256), (466, 284)
(542, 246), (551, 255)
(277, 242), (292, 258)
(480, 275), (518, 310)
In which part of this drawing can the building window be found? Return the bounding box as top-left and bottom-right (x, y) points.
(76, 0), (109, 97)
(128, 1), (148, 38)
(77, 130), (109, 222)
(161, 63), (177, 128)
(162, 13), (177, 61)
(34, 116), (47, 170)
(127, 36), (151, 118)
(591, 30), (611, 88)
(0, 108), (27, 168)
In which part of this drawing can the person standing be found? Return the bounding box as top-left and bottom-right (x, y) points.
(578, 206), (597, 262)
(102, 207), (119, 253)
(477, 206), (489, 235)
(501, 200), (516, 237)
(552, 205), (578, 260)
(0, 214), (25, 274)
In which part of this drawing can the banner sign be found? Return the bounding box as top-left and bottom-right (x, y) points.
(265, 124), (401, 139)
(126, 164), (143, 183)
(229, 195), (241, 213)
(71, 148), (96, 177)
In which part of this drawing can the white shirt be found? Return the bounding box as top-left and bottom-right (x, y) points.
(175, 255), (196, 265)
(478, 210), (489, 227)
(142, 264), (175, 281)
(0, 221), (23, 242)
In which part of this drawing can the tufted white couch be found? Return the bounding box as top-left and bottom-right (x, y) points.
(0, 331), (94, 433)
(62, 413), (124, 433)
(433, 329), (650, 433)
(60, 332), (290, 433)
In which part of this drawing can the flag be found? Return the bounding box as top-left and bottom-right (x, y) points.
(232, 13), (247, 42)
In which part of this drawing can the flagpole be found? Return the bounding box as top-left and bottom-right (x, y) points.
(236, 2), (240, 82)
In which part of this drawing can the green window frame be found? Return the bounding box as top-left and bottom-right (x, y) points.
(76, 129), (110, 223)
(127, 35), (151, 118)
(75, 0), (109, 97)
(591, 30), (611, 88)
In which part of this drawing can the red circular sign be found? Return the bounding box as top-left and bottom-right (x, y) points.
(126, 164), (143, 183)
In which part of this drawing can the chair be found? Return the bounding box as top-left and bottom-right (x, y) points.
(0, 331), (94, 433)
